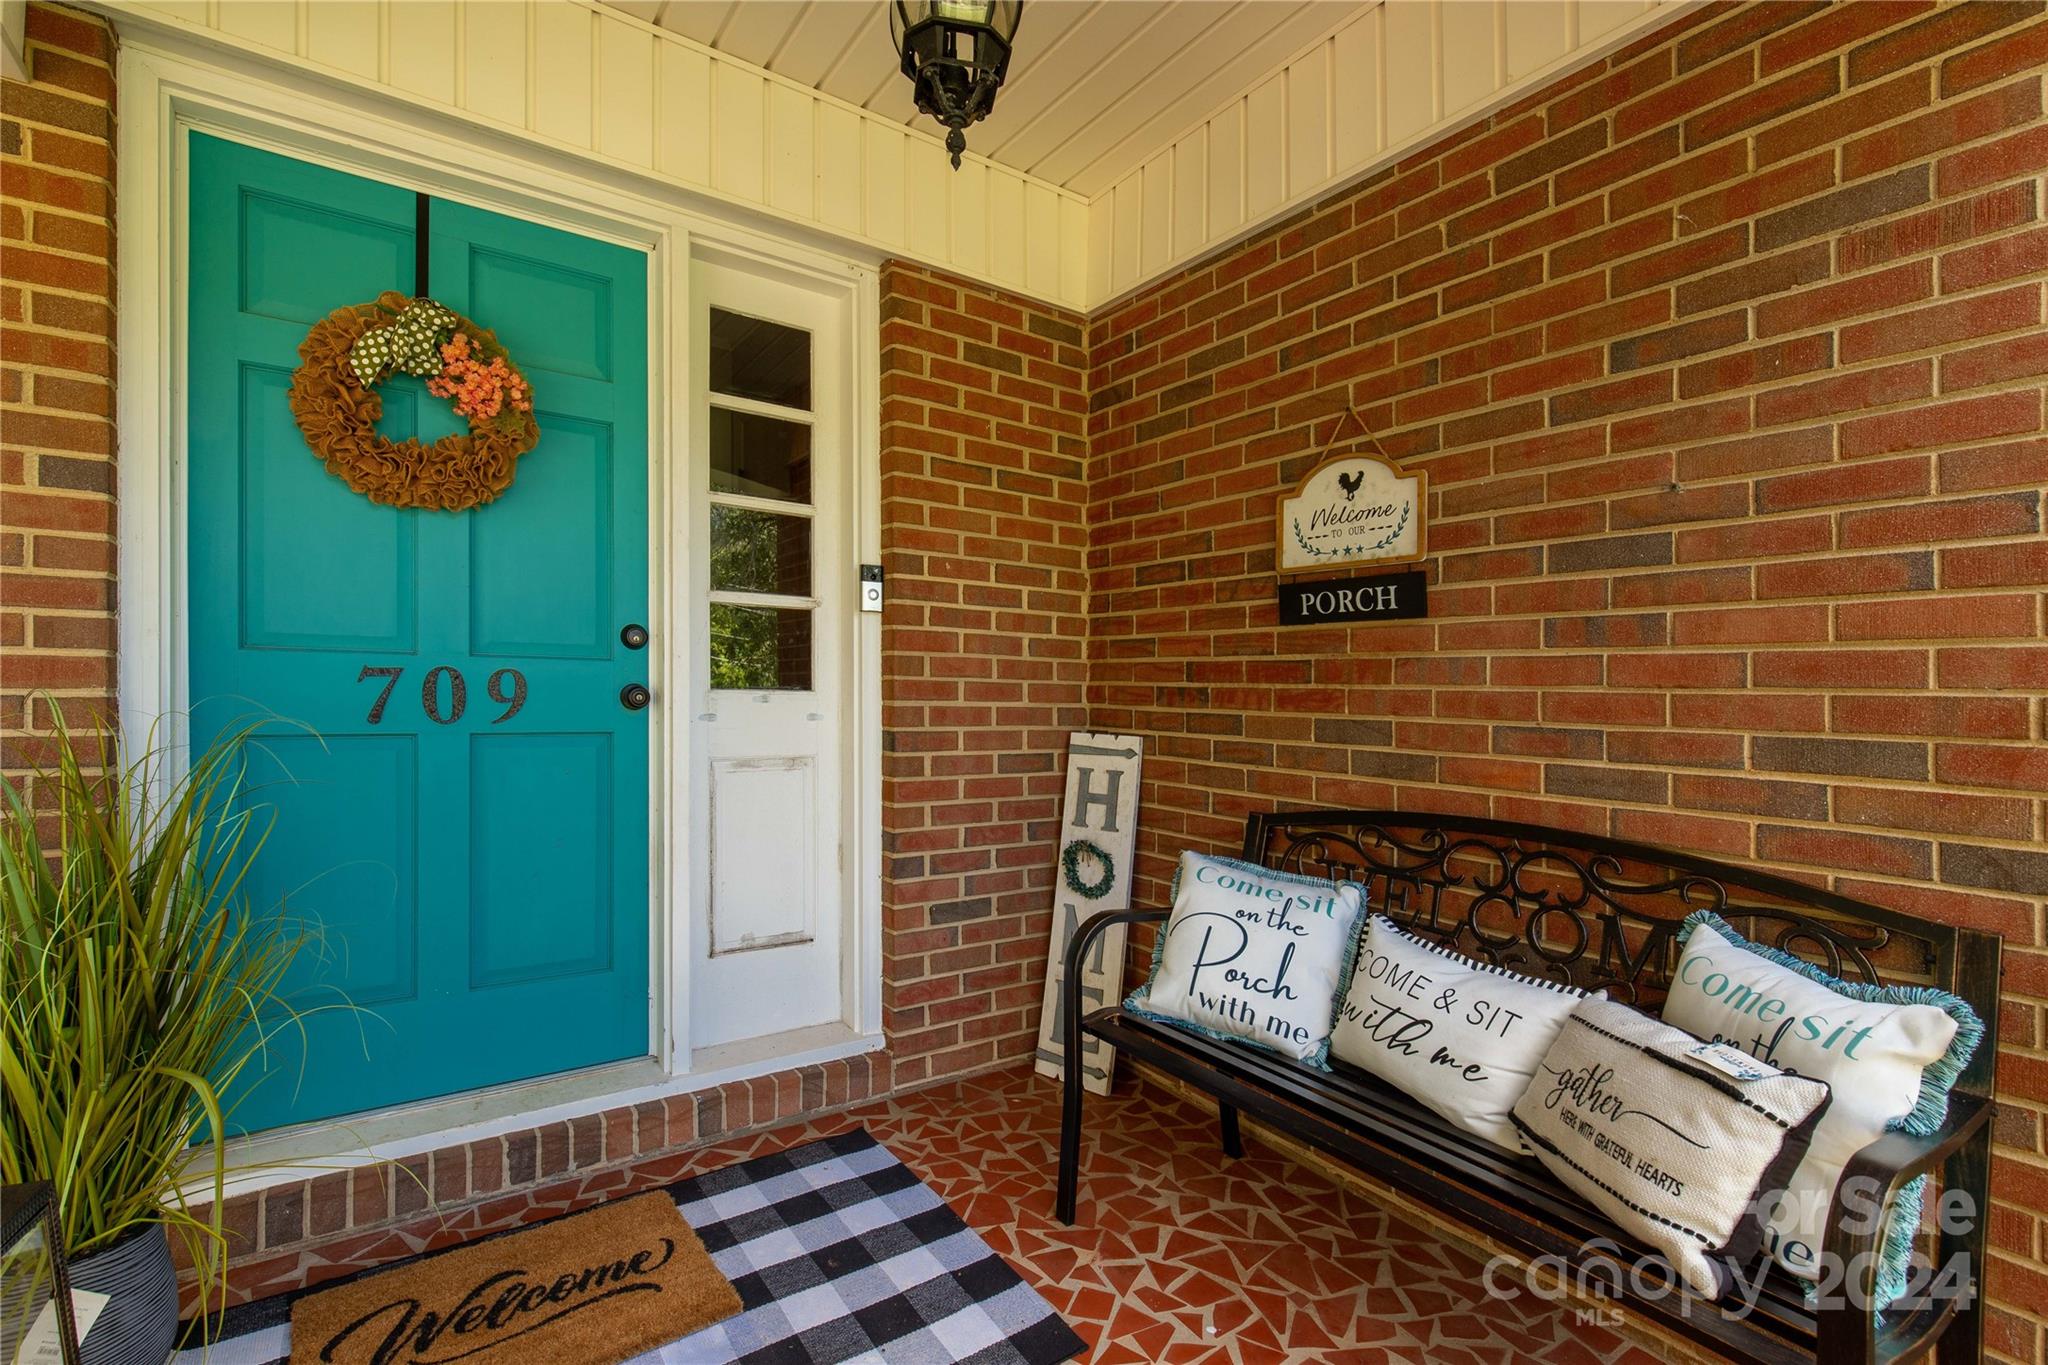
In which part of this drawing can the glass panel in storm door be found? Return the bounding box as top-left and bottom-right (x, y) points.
(709, 504), (811, 596)
(710, 407), (812, 503)
(186, 134), (652, 1133)
(710, 307), (811, 409)
(709, 604), (813, 691)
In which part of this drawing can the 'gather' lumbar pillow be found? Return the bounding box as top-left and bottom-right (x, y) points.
(1511, 995), (1833, 1299)
(1125, 852), (1365, 1066)
(1660, 911), (1982, 1305)
(1330, 914), (1587, 1153)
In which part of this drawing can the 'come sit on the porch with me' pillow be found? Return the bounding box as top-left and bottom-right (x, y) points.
(1126, 852), (1366, 1066)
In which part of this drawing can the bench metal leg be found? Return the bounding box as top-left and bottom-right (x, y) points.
(1056, 1048), (1084, 1224)
(1219, 1103), (1244, 1159)
(1934, 1134), (1989, 1365)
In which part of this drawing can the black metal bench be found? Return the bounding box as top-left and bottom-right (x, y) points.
(1057, 811), (1999, 1365)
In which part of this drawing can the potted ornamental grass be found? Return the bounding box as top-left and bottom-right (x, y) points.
(2, 710), (324, 1364)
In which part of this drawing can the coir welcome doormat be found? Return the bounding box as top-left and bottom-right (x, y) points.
(289, 1191), (739, 1365)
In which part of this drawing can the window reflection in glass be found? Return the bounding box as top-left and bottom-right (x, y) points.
(710, 504), (811, 597)
(710, 309), (811, 409)
(710, 603), (812, 691)
(711, 408), (811, 503)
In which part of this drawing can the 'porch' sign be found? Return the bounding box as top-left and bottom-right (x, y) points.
(1275, 453), (1427, 575)
(1033, 733), (1144, 1096)
(1278, 569), (1428, 625)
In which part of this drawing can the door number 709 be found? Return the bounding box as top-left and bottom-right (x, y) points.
(357, 665), (527, 725)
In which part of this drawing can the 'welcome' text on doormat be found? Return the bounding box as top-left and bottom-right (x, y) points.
(289, 1191), (739, 1365)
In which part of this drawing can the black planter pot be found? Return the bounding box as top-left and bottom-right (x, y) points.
(68, 1223), (178, 1365)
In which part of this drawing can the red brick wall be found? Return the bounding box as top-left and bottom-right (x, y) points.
(1, 1), (117, 773)
(1083, 2), (2046, 1358)
(879, 261), (1092, 1088)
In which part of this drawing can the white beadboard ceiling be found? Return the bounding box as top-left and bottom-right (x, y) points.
(601, 1), (1362, 198)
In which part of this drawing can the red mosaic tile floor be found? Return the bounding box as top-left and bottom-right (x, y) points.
(219, 1066), (1669, 1363)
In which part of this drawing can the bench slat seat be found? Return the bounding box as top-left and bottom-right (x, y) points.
(1055, 812), (1999, 1365)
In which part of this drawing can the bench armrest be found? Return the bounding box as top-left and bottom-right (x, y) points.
(1815, 1093), (1993, 1364)
(1064, 907), (1169, 991)
(1061, 908), (1169, 1079)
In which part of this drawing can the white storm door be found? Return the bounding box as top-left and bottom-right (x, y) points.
(689, 253), (852, 1052)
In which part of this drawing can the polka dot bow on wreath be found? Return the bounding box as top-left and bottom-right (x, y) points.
(348, 296), (461, 389)
(290, 291), (540, 511)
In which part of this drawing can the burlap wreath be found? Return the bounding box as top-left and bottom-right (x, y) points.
(288, 291), (539, 511)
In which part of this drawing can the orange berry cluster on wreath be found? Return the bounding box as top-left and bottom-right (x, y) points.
(288, 290), (540, 512)
(428, 331), (533, 422)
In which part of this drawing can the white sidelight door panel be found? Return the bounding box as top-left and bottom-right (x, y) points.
(688, 250), (853, 1052)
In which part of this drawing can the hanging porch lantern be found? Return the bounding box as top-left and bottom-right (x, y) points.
(890, 1), (1023, 169)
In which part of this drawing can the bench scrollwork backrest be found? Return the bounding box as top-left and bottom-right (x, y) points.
(1247, 810), (1935, 1013)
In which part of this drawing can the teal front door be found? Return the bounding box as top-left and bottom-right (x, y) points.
(186, 134), (652, 1133)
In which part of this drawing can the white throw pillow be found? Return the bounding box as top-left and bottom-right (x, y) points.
(1125, 852), (1365, 1065)
(1661, 913), (1980, 1301)
(1330, 915), (1587, 1152)
(1512, 996), (1833, 1299)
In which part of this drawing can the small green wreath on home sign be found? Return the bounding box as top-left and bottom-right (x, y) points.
(287, 290), (539, 511)
(1061, 838), (1117, 901)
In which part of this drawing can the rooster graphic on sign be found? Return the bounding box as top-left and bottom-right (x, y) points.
(1336, 468), (1364, 501)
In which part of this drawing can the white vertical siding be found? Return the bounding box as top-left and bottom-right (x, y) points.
(1330, 11), (1380, 173)
(950, 158), (988, 278)
(107, 0), (1685, 312)
(1207, 102), (1244, 245)
(1243, 73), (1286, 221)
(462, 4), (528, 128)
(1025, 182), (1060, 300)
(863, 123), (907, 250)
(304, 1), (378, 82)
(216, 1), (295, 56)
(766, 81), (815, 216)
(816, 105), (865, 238)
(1382, 0), (1435, 143)
(988, 169), (1024, 289)
(1286, 45), (1330, 201)
(656, 40), (713, 187)
(597, 17), (657, 167)
(1440, 1), (1501, 118)
(529, 3), (594, 146)
(1171, 130), (1205, 263)
(709, 63), (765, 203)
(387, 0), (457, 107)
(904, 139), (949, 261)
(107, 0), (1095, 312)
(1082, 0), (1685, 306)
(1056, 195), (1088, 310)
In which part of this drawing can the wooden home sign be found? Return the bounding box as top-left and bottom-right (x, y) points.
(1033, 733), (1144, 1097)
(1275, 451), (1427, 575)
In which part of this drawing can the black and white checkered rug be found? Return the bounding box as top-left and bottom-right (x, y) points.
(172, 1129), (1085, 1365)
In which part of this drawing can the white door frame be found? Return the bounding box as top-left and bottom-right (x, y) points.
(115, 31), (883, 1195)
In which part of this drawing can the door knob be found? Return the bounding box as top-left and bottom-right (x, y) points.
(620, 683), (652, 711)
(620, 623), (649, 649)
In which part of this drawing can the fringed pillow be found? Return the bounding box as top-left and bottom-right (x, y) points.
(1125, 852), (1365, 1066)
(1660, 911), (1983, 1307)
